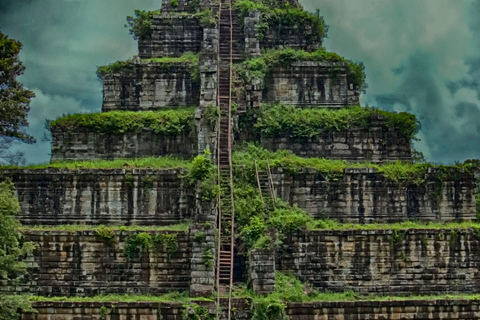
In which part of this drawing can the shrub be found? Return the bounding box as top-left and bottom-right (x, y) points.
(125, 10), (160, 40)
(50, 108), (195, 136)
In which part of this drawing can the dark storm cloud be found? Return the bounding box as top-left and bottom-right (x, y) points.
(0, 0), (160, 163)
(302, 0), (480, 163)
(1, 0), (479, 163)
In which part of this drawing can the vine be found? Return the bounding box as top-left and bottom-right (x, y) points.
(124, 232), (179, 261)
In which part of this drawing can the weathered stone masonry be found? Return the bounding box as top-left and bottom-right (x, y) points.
(22, 299), (480, 320)
(279, 229), (480, 295)
(273, 168), (476, 223)
(51, 128), (197, 161)
(9, 169), (193, 226)
(138, 14), (203, 59)
(3, 230), (190, 296)
(260, 116), (412, 161)
(101, 63), (199, 111)
(9, 168), (476, 226)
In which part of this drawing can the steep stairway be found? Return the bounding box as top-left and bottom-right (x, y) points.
(216, 1), (236, 319)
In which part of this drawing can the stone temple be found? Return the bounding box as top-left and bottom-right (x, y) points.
(3, 0), (480, 319)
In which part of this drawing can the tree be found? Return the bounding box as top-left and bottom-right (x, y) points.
(0, 31), (35, 143)
(0, 180), (36, 319)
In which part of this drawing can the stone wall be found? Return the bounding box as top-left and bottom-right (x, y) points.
(138, 14), (203, 59)
(9, 169), (193, 226)
(51, 128), (197, 161)
(263, 62), (360, 106)
(273, 168), (477, 223)
(9, 167), (476, 226)
(260, 23), (323, 52)
(3, 230), (190, 296)
(102, 62), (199, 111)
(279, 229), (480, 295)
(22, 298), (480, 320)
(260, 116), (412, 161)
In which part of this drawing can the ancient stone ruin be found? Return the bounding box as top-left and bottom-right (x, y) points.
(4, 0), (480, 319)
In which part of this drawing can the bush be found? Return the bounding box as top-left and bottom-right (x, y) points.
(253, 104), (420, 142)
(50, 108), (195, 136)
(125, 10), (160, 40)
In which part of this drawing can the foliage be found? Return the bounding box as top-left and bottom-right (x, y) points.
(23, 224), (190, 233)
(97, 52), (199, 82)
(125, 10), (160, 40)
(182, 303), (215, 320)
(124, 232), (179, 261)
(235, 0), (328, 43)
(96, 59), (132, 78)
(253, 104), (420, 142)
(183, 151), (219, 201)
(95, 227), (116, 243)
(202, 249), (214, 267)
(0, 181), (36, 319)
(28, 292), (190, 303)
(0, 295), (36, 320)
(193, 232), (206, 244)
(49, 108), (195, 136)
(1, 156), (190, 170)
(170, 0), (178, 7)
(476, 194), (480, 221)
(236, 48), (367, 91)
(0, 31), (36, 143)
(195, 9), (216, 28)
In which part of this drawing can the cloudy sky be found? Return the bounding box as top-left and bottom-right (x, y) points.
(0, 0), (479, 164)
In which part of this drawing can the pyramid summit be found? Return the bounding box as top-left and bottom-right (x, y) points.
(2, 0), (480, 319)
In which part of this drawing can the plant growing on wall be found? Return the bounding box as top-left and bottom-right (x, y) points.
(50, 108), (195, 136)
(126, 10), (160, 40)
(0, 180), (36, 319)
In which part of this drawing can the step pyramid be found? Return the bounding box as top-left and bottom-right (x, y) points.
(2, 0), (480, 319)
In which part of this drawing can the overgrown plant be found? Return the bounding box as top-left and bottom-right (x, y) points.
(125, 10), (160, 40)
(235, 48), (366, 91)
(124, 232), (179, 261)
(253, 104), (420, 142)
(50, 108), (195, 136)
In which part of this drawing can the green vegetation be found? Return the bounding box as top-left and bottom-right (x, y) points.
(235, 0), (327, 42)
(124, 232), (179, 261)
(235, 48), (366, 91)
(182, 303), (215, 320)
(96, 59), (132, 78)
(253, 104), (419, 142)
(49, 108), (195, 136)
(97, 52), (199, 82)
(476, 194), (480, 220)
(0, 181), (36, 320)
(1, 156), (190, 170)
(228, 144), (475, 250)
(28, 292), (190, 303)
(21, 223), (190, 233)
(126, 10), (160, 40)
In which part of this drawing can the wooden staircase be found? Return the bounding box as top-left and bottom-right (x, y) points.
(255, 160), (277, 208)
(216, 0), (239, 319)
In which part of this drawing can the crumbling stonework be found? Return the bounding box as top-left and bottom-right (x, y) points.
(102, 62), (199, 111)
(21, 298), (480, 320)
(260, 116), (411, 161)
(9, 169), (193, 226)
(9, 168), (475, 226)
(51, 128), (197, 161)
(248, 249), (276, 294)
(272, 167), (476, 223)
(263, 62), (359, 106)
(138, 14), (203, 58)
(189, 223), (216, 297)
(280, 229), (480, 295)
(3, 230), (191, 296)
